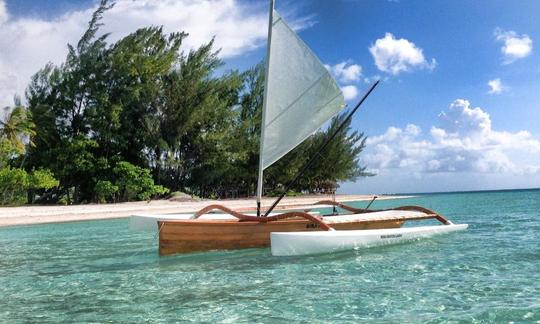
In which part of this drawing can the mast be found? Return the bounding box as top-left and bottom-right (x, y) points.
(256, 0), (275, 217)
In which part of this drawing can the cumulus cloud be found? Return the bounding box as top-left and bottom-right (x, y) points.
(364, 99), (540, 175)
(369, 33), (436, 75)
(341, 85), (358, 100)
(0, 0), (278, 108)
(494, 28), (533, 64)
(487, 78), (505, 94)
(325, 61), (362, 83)
(325, 60), (365, 101)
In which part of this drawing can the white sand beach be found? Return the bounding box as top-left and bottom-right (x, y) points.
(0, 195), (412, 227)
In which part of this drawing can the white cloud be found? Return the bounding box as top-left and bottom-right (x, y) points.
(341, 85), (358, 100)
(405, 124), (421, 136)
(364, 99), (540, 175)
(325, 61), (365, 101)
(0, 0), (276, 108)
(369, 33), (436, 75)
(487, 78), (505, 94)
(494, 28), (533, 64)
(364, 74), (382, 84)
(0, 0), (7, 25)
(325, 60), (366, 101)
(438, 99), (492, 136)
(325, 61), (362, 83)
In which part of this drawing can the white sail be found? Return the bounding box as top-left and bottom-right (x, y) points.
(260, 11), (345, 170)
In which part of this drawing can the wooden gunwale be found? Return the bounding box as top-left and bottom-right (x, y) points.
(313, 201), (451, 224)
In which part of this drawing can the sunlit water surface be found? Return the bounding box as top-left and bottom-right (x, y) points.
(1, 190), (539, 322)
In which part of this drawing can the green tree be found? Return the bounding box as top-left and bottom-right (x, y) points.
(154, 41), (243, 196)
(19, 0), (373, 204)
(297, 114), (372, 192)
(236, 63), (371, 195)
(0, 167), (28, 205)
(0, 98), (59, 205)
(26, 169), (60, 204)
(25, 0), (185, 202)
(113, 161), (168, 201)
(0, 99), (35, 167)
(228, 63), (265, 196)
(0, 167), (59, 205)
(24, 1), (114, 202)
(94, 180), (118, 203)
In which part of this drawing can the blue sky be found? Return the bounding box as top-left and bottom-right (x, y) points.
(1, 0), (539, 193)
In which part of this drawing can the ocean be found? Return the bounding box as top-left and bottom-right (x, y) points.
(1, 189), (539, 322)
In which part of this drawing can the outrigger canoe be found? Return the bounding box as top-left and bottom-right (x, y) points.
(149, 201), (466, 256)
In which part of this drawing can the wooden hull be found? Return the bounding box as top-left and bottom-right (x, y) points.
(158, 219), (403, 255)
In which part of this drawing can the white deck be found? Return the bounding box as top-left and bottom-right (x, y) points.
(129, 211), (322, 231)
(322, 210), (428, 224)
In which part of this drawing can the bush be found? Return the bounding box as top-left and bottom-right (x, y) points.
(113, 161), (169, 201)
(0, 167), (60, 205)
(26, 168), (60, 204)
(0, 139), (17, 168)
(0, 167), (28, 205)
(28, 169), (59, 190)
(95, 180), (118, 203)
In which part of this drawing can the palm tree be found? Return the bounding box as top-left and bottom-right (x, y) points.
(0, 98), (36, 154)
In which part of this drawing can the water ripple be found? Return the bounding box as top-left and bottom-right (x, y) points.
(1, 189), (539, 322)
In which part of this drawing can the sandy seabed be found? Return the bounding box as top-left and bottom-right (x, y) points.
(0, 194), (412, 227)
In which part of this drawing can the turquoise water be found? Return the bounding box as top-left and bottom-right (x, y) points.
(1, 190), (539, 322)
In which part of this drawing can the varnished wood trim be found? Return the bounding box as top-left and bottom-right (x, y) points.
(194, 204), (333, 230)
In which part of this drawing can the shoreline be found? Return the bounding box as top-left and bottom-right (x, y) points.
(0, 194), (413, 228)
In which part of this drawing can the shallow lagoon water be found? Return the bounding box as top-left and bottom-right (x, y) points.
(1, 190), (539, 322)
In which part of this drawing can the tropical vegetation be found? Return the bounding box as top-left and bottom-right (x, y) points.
(0, 0), (371, 205)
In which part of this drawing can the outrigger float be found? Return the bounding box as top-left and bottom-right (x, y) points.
(131, 0), (467, 256)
